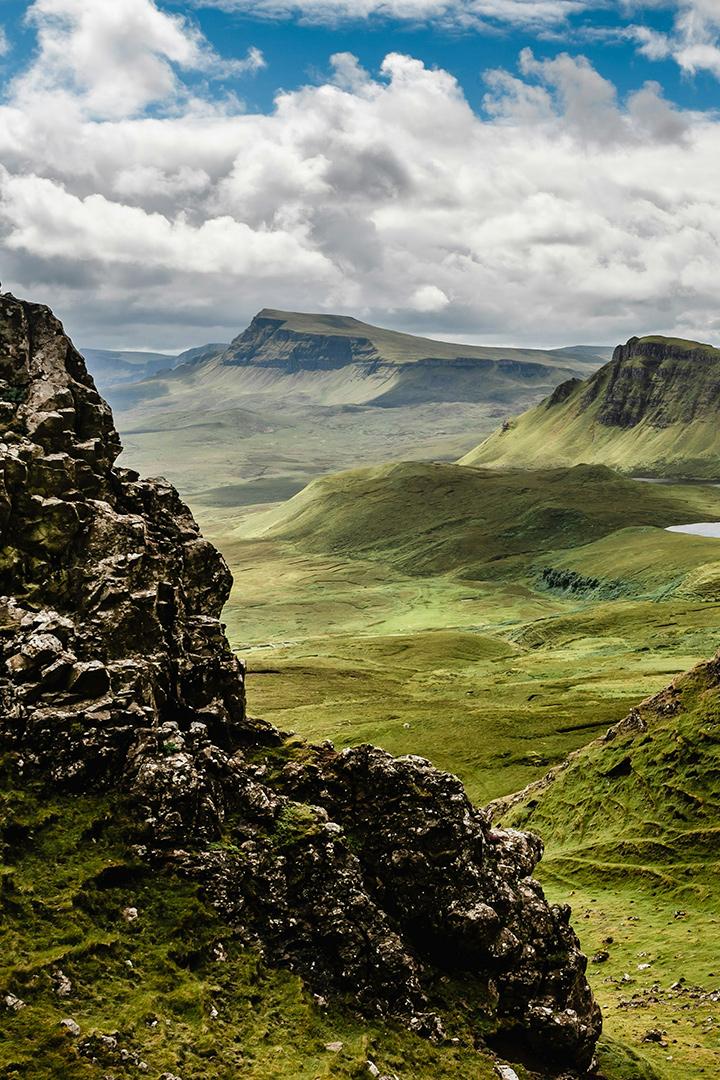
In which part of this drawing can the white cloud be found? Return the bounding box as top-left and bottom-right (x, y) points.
(1, 4), (720, 349)
(14, 0), (264, 120)
(0, 27), (9, 57)
(412, 284), (450, 311)
(631, 0), (720, 79)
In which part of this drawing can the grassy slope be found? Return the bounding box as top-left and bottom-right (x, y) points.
(539, 528), (720, 601)
(241, 462), (720, 578)
(502, 657), (720, 1079)
(462, 337), (720, 479)
(462, 409), (720, 478)
(0, 770), (527, 1080)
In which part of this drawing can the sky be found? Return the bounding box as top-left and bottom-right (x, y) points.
(0, 0), (719, 350)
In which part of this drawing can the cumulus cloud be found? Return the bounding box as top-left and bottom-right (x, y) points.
(14, 0), (264, 120)
(1, 2), (720, 349)
(487, 49), (689, 145)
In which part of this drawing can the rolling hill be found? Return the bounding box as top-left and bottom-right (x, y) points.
(461, 335), (720, 479)
(240, 461), (720, 580)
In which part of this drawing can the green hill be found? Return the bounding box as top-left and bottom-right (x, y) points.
(241, 461), (720, 579)
(461, 335), (720, 478)
(494, 654), (720, 1080)
(537, 527), (720, 602)
(501, 652), (720, 896)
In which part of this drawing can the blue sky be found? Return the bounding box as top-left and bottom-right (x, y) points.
(0, 1), (719, 349)
(191, 4), (715, 114)
(3, 0), (717, 113)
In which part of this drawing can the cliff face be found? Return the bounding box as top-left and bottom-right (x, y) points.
(462, 335), (720, 477)
(582, 336), (720, 430)
(0, 293), (601, 1071)
(222, 313), (381, 371)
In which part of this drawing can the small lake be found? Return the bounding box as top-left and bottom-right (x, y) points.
(666, 523), (720, 538)
(635, 477), (720, 488)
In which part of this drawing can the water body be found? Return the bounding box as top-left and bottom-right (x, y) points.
(666, 523), (720, 538)
(634, 477), (720, 487)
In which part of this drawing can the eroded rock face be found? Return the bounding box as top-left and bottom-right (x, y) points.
(584, 336), (720, 430)
(0, 293), (601, 1072)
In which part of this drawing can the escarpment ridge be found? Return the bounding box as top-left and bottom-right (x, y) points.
(462, 334), (720, 477)
(0, 292), (601, 1071)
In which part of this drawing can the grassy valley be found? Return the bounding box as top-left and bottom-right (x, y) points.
(103, 328), (720, 1078)
(192, 460), (720, 1078)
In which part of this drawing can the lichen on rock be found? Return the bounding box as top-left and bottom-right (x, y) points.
(0, 292), (601, 1072)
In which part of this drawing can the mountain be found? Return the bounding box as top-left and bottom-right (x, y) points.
(0, 291), (602, 1076)
(461, 335), (720, 478)
(81, 342), (227, 392)
(110, 308), (609, 413)
(80, 347), (177, 388)
(108, 310), (610, 509)
(220, 308), (610, 374)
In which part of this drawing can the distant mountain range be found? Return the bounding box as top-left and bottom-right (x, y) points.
(82, 342), (228, 390)
(95, 309), (610, 507)
(462, 335), (720, 479)
(99, 309), (610, 412)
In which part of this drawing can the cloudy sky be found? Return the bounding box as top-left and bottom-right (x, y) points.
(0, 0), (719, 350)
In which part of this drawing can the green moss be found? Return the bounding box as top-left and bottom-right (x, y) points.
(272, 803), (322, 848)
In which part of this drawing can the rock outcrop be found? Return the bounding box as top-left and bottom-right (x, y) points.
(0, 293), (601, 1072)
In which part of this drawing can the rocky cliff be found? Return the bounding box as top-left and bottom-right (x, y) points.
(462, 335), (720, 478)
(0, 293), (601, 1072)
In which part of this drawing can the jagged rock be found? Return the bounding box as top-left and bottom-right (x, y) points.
(0, 292), (601, 1072)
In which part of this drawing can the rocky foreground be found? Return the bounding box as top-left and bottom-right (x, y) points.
(0, 293), (601, 1072)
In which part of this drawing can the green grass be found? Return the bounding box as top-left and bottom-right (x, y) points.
(194, 462), (720, 1076)
(0, 772), (525, 1080)
(503, 657), (720, 1079)
(538, 527), (720, 601)
(237, 462), (720, 580)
